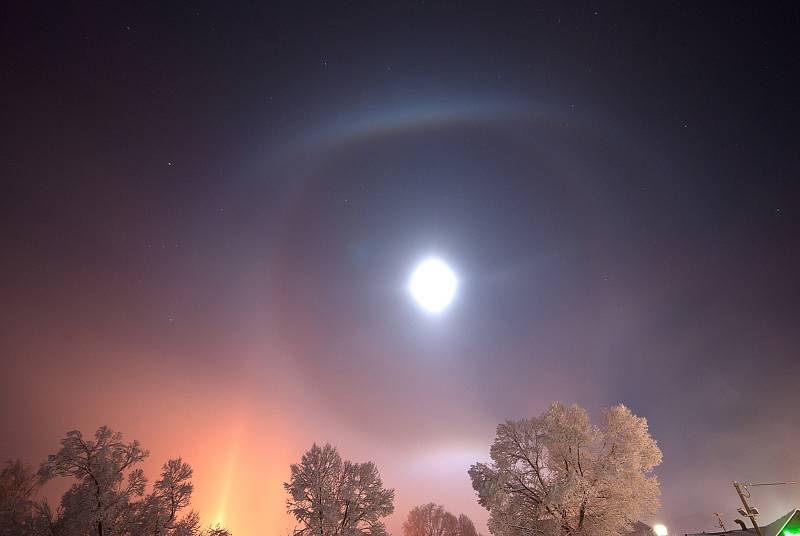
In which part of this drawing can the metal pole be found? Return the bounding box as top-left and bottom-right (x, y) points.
(733, 481), (764, 536)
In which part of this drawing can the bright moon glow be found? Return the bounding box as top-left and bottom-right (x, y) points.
(653, 525), (668, 536)
(408, 258), (458, 313)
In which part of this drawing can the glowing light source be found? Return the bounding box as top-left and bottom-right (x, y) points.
(408, 258), (458, 313)
(653, 525), (668, 536)
(784, 531), (799, 536)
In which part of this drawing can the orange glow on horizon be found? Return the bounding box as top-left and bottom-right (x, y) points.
(9, 341), (492, 536)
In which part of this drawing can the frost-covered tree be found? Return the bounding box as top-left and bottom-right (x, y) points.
(469, 403), (661, 536)
(39, 426), (149, 536)
(202, 526), (232, 536)
(10, 426), (230, 536)
(0, 459), (51, 536)
(456, 514), (480, 536)
(403, 504), (481, 536)
(403, 503), (457, 536)
(131, 458), (196, 536)
(285, 443), (394, 536)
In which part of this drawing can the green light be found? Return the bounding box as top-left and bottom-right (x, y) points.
(783, 531), (800, 536)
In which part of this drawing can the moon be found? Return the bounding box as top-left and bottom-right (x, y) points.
(408, 258), (458, 314)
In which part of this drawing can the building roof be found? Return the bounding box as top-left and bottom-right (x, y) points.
(686, 509), (800, 536)
(628, 521), (655, 536)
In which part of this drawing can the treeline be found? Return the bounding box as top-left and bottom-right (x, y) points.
(283, 443), (482, 536)
(3, 402), (663, 536)
(282, 403), (663, 536)
(0, 426), (230, 536)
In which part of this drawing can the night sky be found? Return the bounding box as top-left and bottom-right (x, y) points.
(2, 3), (800, 536)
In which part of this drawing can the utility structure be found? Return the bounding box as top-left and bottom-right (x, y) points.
(733, 481), (764, 536)
(713, 512), (727, 533)
(732, 480), (800, 536)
